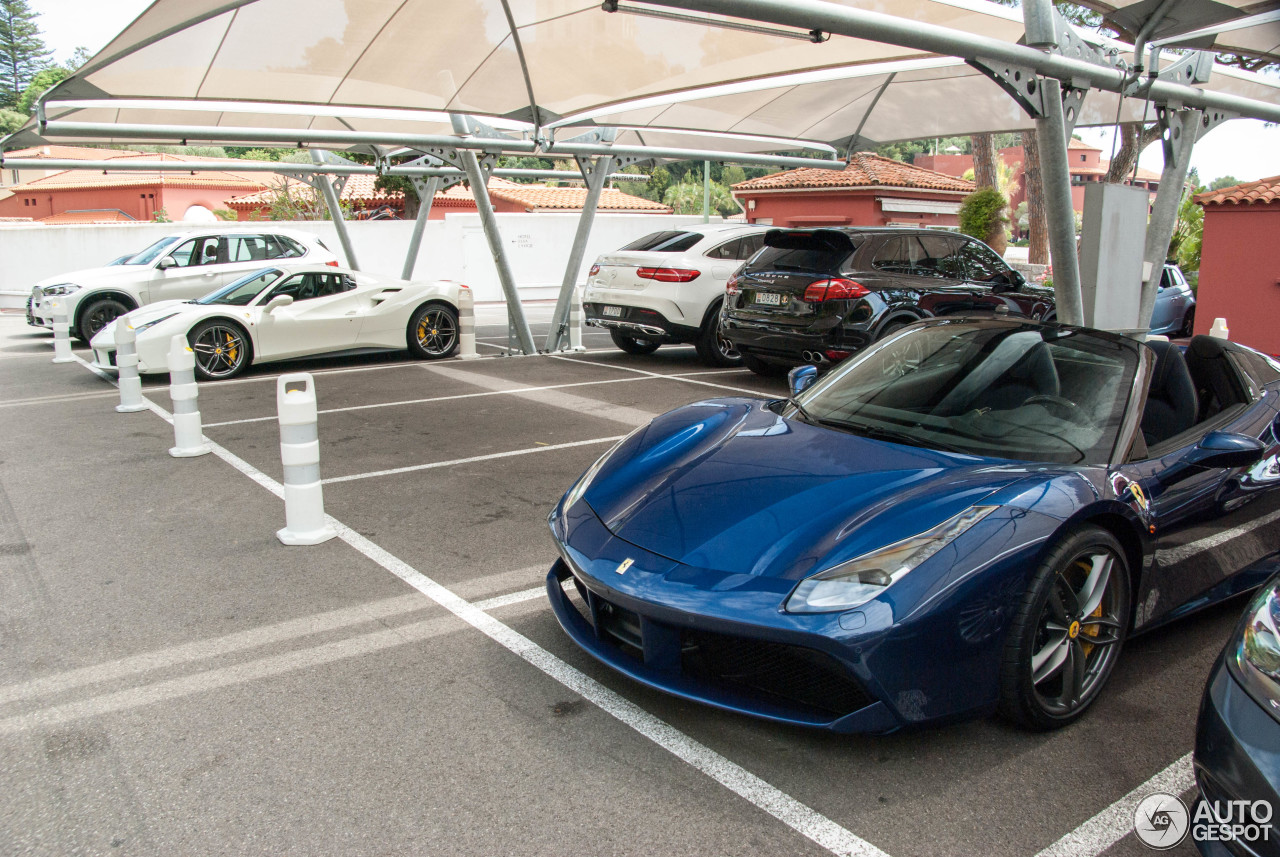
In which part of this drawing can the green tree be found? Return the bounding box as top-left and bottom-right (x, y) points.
(0, 0), (52, 108)
(0, 105), (22, 133)
(1168, 184), (1205, 273)
(15, 64), (64, 114)
(662, 178), (737, 217)
(958, 187), (1010, 252)
(64, 46), (90, 71)
(1210, 175), (1242, 191)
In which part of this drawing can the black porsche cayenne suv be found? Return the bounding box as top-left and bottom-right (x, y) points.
(721, 227), (1056, 375)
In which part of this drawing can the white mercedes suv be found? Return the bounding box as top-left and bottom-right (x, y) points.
(28, 228), (338, 341)
(582, 223), (769, 367)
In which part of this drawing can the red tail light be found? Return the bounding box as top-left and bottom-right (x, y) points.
(726, 275), (742, 296)
(824, 349), (852, 361)
(637, 267), (700, 283)
(589, 264), (600, 276)
(803, 278), (868, 302)
(325, 260), (340, 267)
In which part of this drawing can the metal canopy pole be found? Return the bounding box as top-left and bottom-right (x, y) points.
(1138, 107), (1204, 329)
(308, 150), (359, 271)
(402, 176), (442, 280)
(545, 153), (616, 352)
(1035, 78), (1085, 326)
(450, 114), (537, 356)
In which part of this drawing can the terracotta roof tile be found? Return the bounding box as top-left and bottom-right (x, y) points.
(1, 145), (138, 160)
(732, 153), (975, 193)
(229, 175), (669, 212)
(9, 153), (265, 193)
(39, 209), (137, 224)
(1194, 175), (1280, 206)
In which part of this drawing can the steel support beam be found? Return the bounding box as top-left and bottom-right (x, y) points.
(309, 150), (359, 271)
(545, 154), (615, 352)
(1138, 107), (1202, 329)
(1034, 78), (1085, 326)
(638, 0), (1280, 124)
(543, 140), (843, 170)
(451, 115), (537, 356)
(401, 176), (442, 281)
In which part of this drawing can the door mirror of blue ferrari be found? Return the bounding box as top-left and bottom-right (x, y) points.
(265, 294), (294, 312)
(789, 364), (818, 397)
(1160, 432), (1266, 486)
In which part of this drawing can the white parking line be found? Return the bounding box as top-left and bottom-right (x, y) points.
(471, 587), (546, 612)
(552, 354), (768, 396)
(423, 364), (657, 426)
(0, 389), (122, 408)
(1034, 753), (1194, 857)
(64, 356), (890, 857)
(202, 376), (664, 428)
(321, 435), (626, 485)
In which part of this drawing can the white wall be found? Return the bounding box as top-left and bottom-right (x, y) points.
(0, 213), (714, 308)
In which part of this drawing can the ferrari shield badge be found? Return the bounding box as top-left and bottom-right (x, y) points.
(615, 558), (635, 575)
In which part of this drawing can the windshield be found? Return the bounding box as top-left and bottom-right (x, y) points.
(126, 236), (181, 266)
(195, 268), (283, 306)
(792, 320), (1139, 465)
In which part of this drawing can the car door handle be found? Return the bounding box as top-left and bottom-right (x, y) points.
(204, 272), (217, 277)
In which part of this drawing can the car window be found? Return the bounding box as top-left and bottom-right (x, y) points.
(268, 235), (306, 258)
(741, 233), (765, 259)
(620, 231), (702, 252)
(957, 240), (1010, 283)
(1228, 348), (1280, 387)
(196, 268), (282, 306)
(129, 236), (180, 265)
(167, 238), (223, 267)
(870, 235), (960, 279)
(1160, 268), (1172, 288)
(706, 237), (742, 260)
(265, 272), (351, 303)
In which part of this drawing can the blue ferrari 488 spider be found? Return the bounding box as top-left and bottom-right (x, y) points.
(546, 317), (1280, 732)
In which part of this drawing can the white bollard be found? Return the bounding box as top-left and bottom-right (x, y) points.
(276, 373), (336, 546)
(457, 284), (478, 360)
(167, 335), (211, 458)
(114, 322), (147, 413)
(1209, 317), (1230, 340)
(50, 299), (74, 364)
(568, 285), (586, 352)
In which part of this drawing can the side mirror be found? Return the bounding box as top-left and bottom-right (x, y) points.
(264, 294), (294, 312)
(1157, 431), (1266, 487)
(789, 364), (818, 397)
(157, 256), (177, 270)
(1008, 269), (1026, 288)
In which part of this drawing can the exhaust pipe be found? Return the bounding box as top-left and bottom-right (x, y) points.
(802, 351), (828, 364)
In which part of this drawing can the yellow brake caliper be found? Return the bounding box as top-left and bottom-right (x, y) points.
(226, 331), (238, 362)
(1078, 559), (1101, 657)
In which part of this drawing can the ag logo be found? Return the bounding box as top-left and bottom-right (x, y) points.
(1133, 793), (1190, 849)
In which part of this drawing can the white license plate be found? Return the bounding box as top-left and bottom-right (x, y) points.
(602, 305), (623, 317)
(754, 292), (784, 306)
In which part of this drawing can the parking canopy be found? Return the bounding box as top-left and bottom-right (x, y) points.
(1086, 0), (1280, 66)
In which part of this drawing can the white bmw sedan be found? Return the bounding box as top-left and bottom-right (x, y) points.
(91, 264), (464, 380)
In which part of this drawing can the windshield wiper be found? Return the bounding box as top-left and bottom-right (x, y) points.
(778, 397), (818, 425)
(818, 418), (970, 453)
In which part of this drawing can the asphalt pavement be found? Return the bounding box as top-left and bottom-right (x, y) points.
(0, 306), (1231, 856)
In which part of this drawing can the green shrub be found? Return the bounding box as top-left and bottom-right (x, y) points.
(958, 187), (1008, 242)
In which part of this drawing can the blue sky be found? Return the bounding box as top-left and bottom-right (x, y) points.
(30, 0), (1280, 186)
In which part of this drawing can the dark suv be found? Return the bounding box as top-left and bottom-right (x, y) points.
(722, 227), (1055, 375)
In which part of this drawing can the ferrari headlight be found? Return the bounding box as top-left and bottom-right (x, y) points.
(785, 505), (998, 613)
(1234, 578), (1280, 717)
(134, 313), (178, 333)
(564, 425), (644, 510)
(40, 284), (80, 297)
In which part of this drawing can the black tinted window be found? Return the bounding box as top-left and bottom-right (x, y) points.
(741, 233), (765, 259)
(620, 231), (701, 252)
(706, 238), (742, 260)
(750, 245), (851, 274)
(958, 240), (1010, 283)
(870, 234), (961, 279)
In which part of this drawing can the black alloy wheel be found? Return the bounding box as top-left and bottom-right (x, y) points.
(694, 314), (742, 368)
(78, 297), (130, 342)
(189, 320), (252, 381)
(999, 525), (1131, 729)
(408, 304), (459, 359)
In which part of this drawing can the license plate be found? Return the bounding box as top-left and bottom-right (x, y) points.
(754, 292), (784, 306)
(602, 305), (623, 317)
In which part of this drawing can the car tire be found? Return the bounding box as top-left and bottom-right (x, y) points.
(998, 525), (1131, 730)
(610, 330), (660, 355)
(693, 312), (742, 368)
(77, 297), (130, 342)
(188, 319), (253, 381)
(1179, 306), (1195, 338)
(408, 303), (459, 359)
(877, 320), (909, 340)
(742, 353), (785, 377)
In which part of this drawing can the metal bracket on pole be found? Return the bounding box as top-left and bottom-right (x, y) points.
(450, 114), (537, 355)
(306, 150), (359, 271)
(1125, 50), (1214, 97)
(1138, 105), (1204, 329)
(971, 58), (1089, 141)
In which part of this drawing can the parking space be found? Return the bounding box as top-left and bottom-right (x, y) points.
(0, 311), (1234, 856)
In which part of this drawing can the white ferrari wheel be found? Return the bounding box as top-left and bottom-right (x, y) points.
(409, 304), (459, 359)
